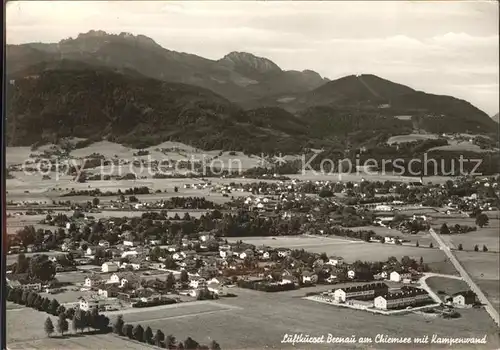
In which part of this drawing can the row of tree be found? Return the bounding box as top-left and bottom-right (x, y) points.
(112, 315), (221, 349)
(457, 244), (489, 252)
(7, 286), (110, 336)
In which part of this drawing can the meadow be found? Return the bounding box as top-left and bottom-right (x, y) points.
(106, 287), (500, 350)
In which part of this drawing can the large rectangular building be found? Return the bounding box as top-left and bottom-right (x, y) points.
(374, 287), (431, 310)
(334, 282), (388, 302)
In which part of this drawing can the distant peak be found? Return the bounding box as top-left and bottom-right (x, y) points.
(220, 51), (282, 74)
(65, 30), (160, 48)
(76, 30), (109, 39)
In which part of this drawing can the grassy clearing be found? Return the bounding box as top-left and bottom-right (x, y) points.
(353, 226), (437, 247)
(232, 236), (450, 266)
(430, 215), (499, 252)
(455, 251), (500, 312)
(429, 140), (498, 153)
(116, 287), (499, 350)
(426, 277), (470, 297)
(387, 134), (438, 145)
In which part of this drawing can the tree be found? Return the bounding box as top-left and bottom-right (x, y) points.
(42, 298), (51, 312)
(184, 337), (199, 350)
(483, 245), (488, 252)
(34, 294), (43, 310)
(74, 308), (85, 333)
(29, 255), (56, 282)
(180, 270), (189, 283)
(57, 313), (68, 336)
(92, 197), (100, 206)
(123, 324), (134, 339)
(44, 317), (54, 337)
(57, 305), (66, 315)
(144, 326), (154, 344)
(401, 256), (412, 267)
(133, 324), (144, 341)
(415, 240), (419, 247)
(166, 334), (177, 349)
(174, 186), (179, 193)
(429, 242), (434, 248)
(419, 257), (424, 266)
(166, 272), (175, 291)
(476, 213), (489, 228)
(210, 340), (221, 350)
(474, 245), (479, 252)
(72, 313), (79, 333)
(318, 188), (334, 198)
(16, 253), (30, 274)
(153, 330), (165, 347)
(21, 289), (30, 305)
(113, 315), (124, 335)
(49, 299), (60, 316)
(440, 223), (450, 235)
(458, 244), (463, 251)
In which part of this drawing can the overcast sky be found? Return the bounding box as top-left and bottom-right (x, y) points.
(7, 1), (499, 115)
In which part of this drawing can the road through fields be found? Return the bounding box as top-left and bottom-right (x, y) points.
(429, 228), (500, 327)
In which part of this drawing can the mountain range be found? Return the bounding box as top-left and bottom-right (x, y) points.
(6, 30), (497, 152)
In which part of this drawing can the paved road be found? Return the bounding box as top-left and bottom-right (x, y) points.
(429, 228), (500, 326)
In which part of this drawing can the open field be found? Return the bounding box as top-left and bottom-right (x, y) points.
(387, 134), (438, 144)
(230, 235), (455, 273)
(430, 213), (499, 253)
(353, 226), (437, 247)
(455, 251), (500, 312)
(429, 140), (498, 153)
(107, 287), (499, 349)
(426, 277), (470, 298)
(6, 307), (153, 349)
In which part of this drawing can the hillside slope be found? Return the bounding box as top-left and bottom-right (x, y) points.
(282, 74), (496, 133)
(6, 64), (330, 154)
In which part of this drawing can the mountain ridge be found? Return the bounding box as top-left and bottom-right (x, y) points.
(7, 30), (328, 104)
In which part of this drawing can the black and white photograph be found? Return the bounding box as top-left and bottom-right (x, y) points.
(4, 1), (499, 349)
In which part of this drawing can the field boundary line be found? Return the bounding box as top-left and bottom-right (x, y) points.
(126, 308), (235, 324)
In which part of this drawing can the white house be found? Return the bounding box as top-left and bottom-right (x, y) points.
(277, 249), (291, 258)
(84, 276), (104, 288)
(347, 270), (356, 279)
(78, 297), (100, 311)
(173, 252), (187, 261)
(86, 246), (98, 256)
(102, 262), (119, 273)
(452, 291), (476, 306)
(123, 240), (137, 247)
(98, 240), (110, 248)
(327, 256), (344, 266)
(106, 273), (120, 285)
(189, 278), (207, 289)
(375, 205), (393, 212)
(389, 271), (412, 283)
(219, 250), (230, 258)
(121, 250), (139, 258)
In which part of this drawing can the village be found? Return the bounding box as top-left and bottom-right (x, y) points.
(6, 175), (498, 325)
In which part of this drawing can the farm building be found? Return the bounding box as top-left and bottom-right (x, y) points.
(101, 262), (119, 273)
(389, 270), (412, 283)
(452, 291), (476, 306)
(6, 274), (42, 291)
